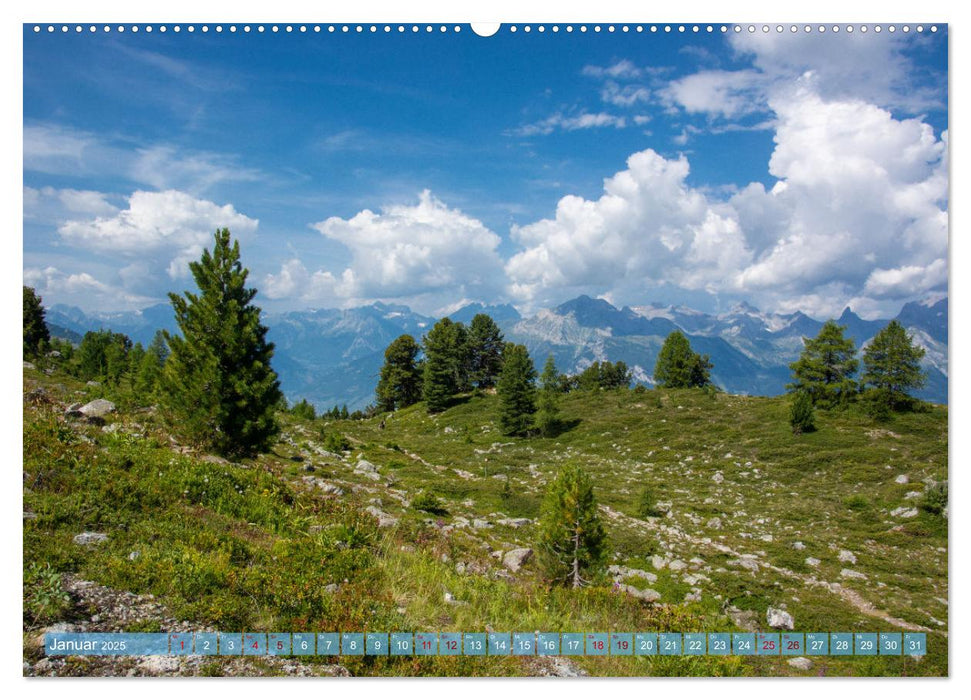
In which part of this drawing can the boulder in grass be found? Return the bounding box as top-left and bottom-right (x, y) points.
(73, 532), (108, 546)
(79, 399), (116, 418)
(766, 606), (794, 630)
(502, 548), (533, 572)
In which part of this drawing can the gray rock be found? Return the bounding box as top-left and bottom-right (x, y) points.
(443, 591), (467, 606)
(443, 426), (456, 434)
(840, 568), (868, 580)
(23, 361), (36, 370)
(365, 506), (398, 527)
(502, 548), (533, 572)
(497, 517), (532, 528)
(706, 517), (722, 529)
(318, 482), (344, 496)
(728, 556), (760, 572)
(712, 471), (724, 484)
(651, 555), (668, 570)
(73, 532), (108, 546)
(766, 606), (794, 630)
(792, 541), (806, 550)
(895, 474), (909, 484)
(79, 399), (115, 418)
(838, 549), (857, 564)
(805, 557), (821, 567)
(323, 583), (339, 594)
(471, 518), (491, 529)
(86, 380), (101, 387)
(891, 506), (919, 518)
(128, 550), (140, 561)
(668, 559), (687, 571)
(138, 656), (180, 674)
(618, 584), (661, 603)
(788, 656), (813, 671)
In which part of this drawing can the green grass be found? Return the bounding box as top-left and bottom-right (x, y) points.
(23, 369), (948, 676)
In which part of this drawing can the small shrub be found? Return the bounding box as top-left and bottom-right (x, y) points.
(24, 563), (71, 627)
(411, 491), (449, 516)
(920, 482), (948, 516)
(633, 384), (647, 395)
(636, 486), (664, 518)
(322, 431), (350, 453)
(862, 388), (893, 422)
(789, 391), (816, 434)
(843, 494), (869, 511)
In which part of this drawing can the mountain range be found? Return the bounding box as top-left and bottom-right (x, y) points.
(44, 295), (948, 410)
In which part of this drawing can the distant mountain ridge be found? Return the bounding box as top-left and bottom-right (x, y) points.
(44, 296), (948, 409)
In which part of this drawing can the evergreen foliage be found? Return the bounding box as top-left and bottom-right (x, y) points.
(536, 465), (607, 588)
(789, 390), (816, 434)
(636, 486), (664, 518)
(576, 360), (634, 391)
(422, 318), (467, 413)
(76, 330), (132, 383)
(861, 320), (927, 411)
(290, 399), (317, 421)
(376, 334), (423, 412)
(134, 330), (168, 400)
(465, 313), (505, 389)
(161, 229), (282, 457)
(653, 331), (712, 388)
(23, 286), (50, 357)
(537, 354), (562, 436)
(787, 320), (858, 408)
(496, 343), (537, 436)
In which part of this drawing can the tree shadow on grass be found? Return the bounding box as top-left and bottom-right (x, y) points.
(542, 418), (581, 438)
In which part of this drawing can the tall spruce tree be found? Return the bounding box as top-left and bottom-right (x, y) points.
(422, 318), (466, 413)
(861, 320), (926, 410)
(465, 313), (505, 389)
(376, 334), (423, 412)
(161, 229), (282, 457)
(536, 465), (607, 588)
(537, 354), (562, 437)
(653, 331), (712, 388)
(23, 286), (50, 357)
(496, 343), (537, 436)
(788, 320), (858, 408)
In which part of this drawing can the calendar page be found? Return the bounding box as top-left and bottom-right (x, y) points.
(21, 13), (948, 681)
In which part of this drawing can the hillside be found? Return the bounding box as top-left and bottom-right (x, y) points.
(23, 364), (948, 677)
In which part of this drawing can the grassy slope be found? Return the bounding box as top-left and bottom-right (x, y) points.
(23, 368), (948, 676)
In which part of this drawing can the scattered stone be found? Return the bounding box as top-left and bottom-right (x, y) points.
(454, 469), (475, 480)
(728, 556), (760, 572)
(138, 656), (181, 674)
(23, 361), (36, 370)
(706, 517), (722, 529)
(895, 474), (910, 485)
(838, 550), (857, 564)
(323, 583), (339, 593)
(443, 426), (456, 434)
(760, 534), (774, 542)
(840, 568), (868, 580)
(503, 548), (533, 572)
(128, 551), (140, 561)
(86, 380), (101, 387)
(651, 555), (668, 570)
(617, 584), (661, 603)
(471, 518), (491, 529)
(78, 399), (116, 418)
(443, 591), (468, 606)
(73, 532), (109, 546)
(684, 590), (702, 602)
(318, 482), (344, 496)
(788, 657), (813, 671)
(497, 517), (532, 528)
(668, 559), (687, 571)
(891, 506), (919, 519)
(23, 511), (37, 520)
(792, 541), (806, 551)
(904, 491), (923, 500)
(805, 557), (821, 567)
(364, 506), (398, 527)
(712, 472), (724, 484)
(766, 606), (795, 630)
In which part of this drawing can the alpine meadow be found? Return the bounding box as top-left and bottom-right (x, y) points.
(22, 22), (948, 680)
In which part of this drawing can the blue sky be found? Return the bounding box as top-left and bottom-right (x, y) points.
(23, 23), (948, 319)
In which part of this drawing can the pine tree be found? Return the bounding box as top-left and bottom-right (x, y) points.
(788, 320), (858, 408)
(789, 390), (816, 434)
(496, 343), (537, 436)
(465, 313), (505, 389)
(161, 229), (282, 457)
(135, 330), (168, 400)
(536, 465), (607, 588)
(654, 331), (712, 388)
(376, 334), (423, 412)
(422, 318), (466, 413)
(861, 320), (927, 411)
(537, 354), (561, 437)
(23, 286), (50, 357)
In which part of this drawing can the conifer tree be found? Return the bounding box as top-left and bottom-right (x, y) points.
(861, 320), (926, 411)
(496, 343), (537, 436)
(376, 334), (423, 411)
(465, 313), (505, 389)
(789, 390), (816, 434)
(422, 318), (466, 413)
(23, 286), (50, 357)
(161, 229), (282, 457)
(654, 331), (712, 388)
(536, 465), (607, 588)
(537, 354), (561, 437)
(788, 320), (858, 408)
(134, 330), (169, 400)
